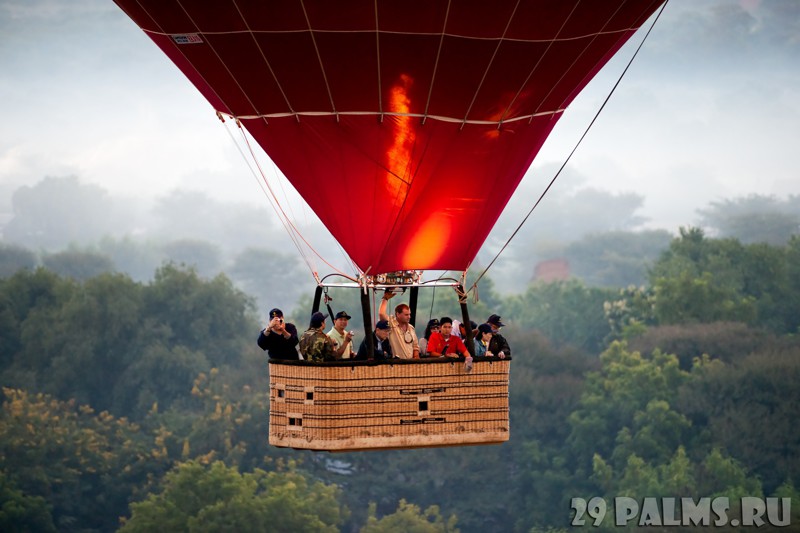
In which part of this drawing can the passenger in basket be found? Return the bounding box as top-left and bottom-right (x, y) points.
(299, 312), (336, 363)
(486, 314), (511, 358)
(355, 320), (394, 361)
(257, 308), (299, 360)
(418, 318), (440, 357)
(428, 317), (474, 371)
(474, 323), (504, 358)
(427, 317), (471, 358)
(459, 320), (478, 340)
(378, 290), (420, 359)
(327, 310), (355, 359)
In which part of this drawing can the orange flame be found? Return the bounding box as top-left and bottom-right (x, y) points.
(384, 74), (415, 202)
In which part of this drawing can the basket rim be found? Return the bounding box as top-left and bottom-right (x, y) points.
(268, 356), (512, 367)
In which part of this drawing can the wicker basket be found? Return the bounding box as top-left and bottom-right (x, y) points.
(269, 357), (510, 451)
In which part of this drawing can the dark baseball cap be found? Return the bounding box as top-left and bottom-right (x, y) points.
(310, 311), (328, 328)
(334, 311), (352, 320)
(477, 323), (493, 335)
(269, 308), (283, 319)
(487, 314), (505, 327)
(375, 320), (390, 330)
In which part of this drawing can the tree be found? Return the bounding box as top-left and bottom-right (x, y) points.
(228, 247), (310, 316)
(120, 461), (347, 533)
(0, 471), (56, 533)
(564, 230), (673, 287)
(3, 176), (133, 250)
(160, 239), (222, 279)
(505, 280), (616, 352)
(567, 342), (692, 474)
(649, 227), (800, 334)
(698, 194), (800, 245)
(41, 247), (115, 281)
(0, 243), (37, 278)
(151, 190), (280, 254)
(143, 264), (257, 369)
(0, 388), (163, 532)
(361, 500), (458, 533)
(97, 236), (165, 282)
(678, 347), (800, 493)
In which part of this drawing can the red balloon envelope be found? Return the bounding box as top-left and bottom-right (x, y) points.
(115, 0), (664, 275)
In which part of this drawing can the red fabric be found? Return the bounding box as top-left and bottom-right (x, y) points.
(115, 0), (664, 273)
(427, 332), (468, 357)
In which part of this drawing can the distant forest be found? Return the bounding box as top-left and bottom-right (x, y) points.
(1, 218), (799, 530)
(1, 176), (799, 313)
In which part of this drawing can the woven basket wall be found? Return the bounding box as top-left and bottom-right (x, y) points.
(269, 358), (510, 451)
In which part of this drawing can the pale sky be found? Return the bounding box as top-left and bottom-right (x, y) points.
(1, 0), (798, 247)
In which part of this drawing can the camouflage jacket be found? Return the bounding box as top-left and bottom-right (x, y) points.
(299, 328), (336, 362)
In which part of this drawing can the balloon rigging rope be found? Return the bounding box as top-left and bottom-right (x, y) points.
(467, 0), (669, 295)
(220, 118), (313, 272)
(223, 117), (353, 280)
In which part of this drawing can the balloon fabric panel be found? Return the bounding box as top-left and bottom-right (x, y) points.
(114, 0), (664, 274)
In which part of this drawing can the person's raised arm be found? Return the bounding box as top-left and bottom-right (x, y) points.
(378, 290), (394, 321)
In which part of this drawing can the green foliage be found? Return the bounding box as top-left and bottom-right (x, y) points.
(159, 239), (222, 279)
(0, 470), (56, 533)
(0, 388), (164, 532)
(649, 227), (800, 334)
(627, 322), (780, 369)
(228, 247), (313, 317)
(3, 176), (127, 250)
(120, 461), (347, 533)
(603, 285), (657, 344)
(1, 226), (799, 533)
(41, 247), (116, 281)
(361, 500), (458, 533)
(698, 194), (800, 245)
(568, 342), (691, 469)
(564, 230), (673, 287)
(677, 347), (800, 492)
(97, 236), (165, 282)
(0, 264), (260, 420)
(505, 280), (616, 352)
(0, 243), (37, 278)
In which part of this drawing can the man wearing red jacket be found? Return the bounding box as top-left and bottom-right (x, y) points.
(427, 317), (470, 358)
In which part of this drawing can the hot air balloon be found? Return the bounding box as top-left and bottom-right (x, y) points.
(115, 0), (665, 451)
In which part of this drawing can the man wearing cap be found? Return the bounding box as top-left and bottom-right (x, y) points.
(299, 312), (336, 363)
(257, 308), (299, 360)
(328, 310), (355, 360)
(355, 320), (394, 361)
(487, 314), (511, 358)
(378, 290), (420, 359)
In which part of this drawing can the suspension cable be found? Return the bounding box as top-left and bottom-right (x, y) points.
(467, 1), (669, 294)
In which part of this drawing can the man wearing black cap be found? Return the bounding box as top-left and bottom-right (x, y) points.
(299, 311), (336, 362)
(328, 310), (355, 360)
(355, 320), (394, 361)
(487, 314), (511, 358)
(257, 308), (299, 360)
